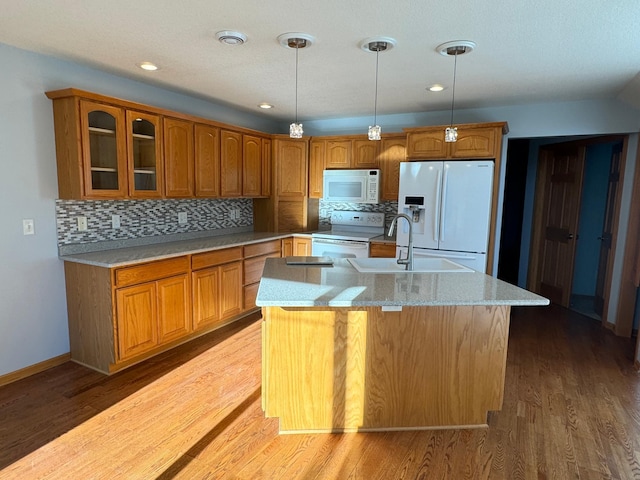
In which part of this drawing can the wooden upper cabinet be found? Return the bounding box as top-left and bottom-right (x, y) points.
(406, 122), (507, 160)
(325, 140), (351, 168)
(352, 139), (379, 168)
(450, 127), (497, 158)
(261, 138), (272, 197)
(163, 117), (194, 197)
(242, 134), (262, 197)
(194, 124), (220, 197)
(406, 130), (448, 159)
(221, 130), (243, 197)
(80, 100), (128, 198)
(378, 135), (406, 201)
(127, 110), (163, 198)
(275, 138), (308, 197)
(309, 140), (326, 198)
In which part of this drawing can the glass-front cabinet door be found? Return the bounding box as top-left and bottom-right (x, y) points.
(80, 100), (127, 198)
(127, 111), (163, 197)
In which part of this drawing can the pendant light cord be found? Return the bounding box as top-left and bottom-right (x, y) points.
(449, 50), (458, 127)
(374, 49), (379, 125)
(295, 43), (299, 125)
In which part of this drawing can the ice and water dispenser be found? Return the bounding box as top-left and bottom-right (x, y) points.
(400, 195), (426, 235)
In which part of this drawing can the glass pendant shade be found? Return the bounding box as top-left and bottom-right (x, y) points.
(445, 126), (458, 142)
(368, 125), (381, 141)
(290, 122), (303, 138)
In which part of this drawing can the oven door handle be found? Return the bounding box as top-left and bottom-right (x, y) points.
(312, 238), (369, 248)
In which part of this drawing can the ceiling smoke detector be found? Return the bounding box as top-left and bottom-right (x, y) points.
(436, 40), (476, 56)
(215, 30), (247, 46)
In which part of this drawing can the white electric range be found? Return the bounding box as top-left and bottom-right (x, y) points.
(311, 210), (385, 258)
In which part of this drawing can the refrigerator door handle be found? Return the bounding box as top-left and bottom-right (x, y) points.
(440, 167), (448, 242)
(434, 170), (442, 242)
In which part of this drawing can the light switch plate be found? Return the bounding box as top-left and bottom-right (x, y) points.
(178, 212), (188, 224)
(111, 214), (121, 229)
(23, 219), (35, 235)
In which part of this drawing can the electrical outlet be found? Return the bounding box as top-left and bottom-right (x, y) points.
(178, 212), (188, 224)
(234, 208), (241, 220)
(77, 216), (88, 231)
(111, 214), (121, 229)
(229, 209), (236, 220)
(22, 219), (35, 235)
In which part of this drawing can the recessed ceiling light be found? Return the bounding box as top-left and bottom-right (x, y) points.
(428, 84), (445, 92)
(436, 40), (476, 56)
(139, 62), (158, 71)
(277, 32), (315, 49)
(258, 103), (274, 109)
(216, 30), (247, 45)
(359, 36), (397, 52)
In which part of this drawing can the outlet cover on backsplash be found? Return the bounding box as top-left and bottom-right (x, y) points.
(56, 198), (253, 247)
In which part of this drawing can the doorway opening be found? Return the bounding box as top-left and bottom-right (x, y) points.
(498, 136), (625, 324)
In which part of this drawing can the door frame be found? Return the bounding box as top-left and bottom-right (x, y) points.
(616, 137), (640, 343)
(527, 135), (628, 328)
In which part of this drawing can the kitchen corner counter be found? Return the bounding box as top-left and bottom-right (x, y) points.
(256, 258), (549, 308)
(59, 232), (293, 268)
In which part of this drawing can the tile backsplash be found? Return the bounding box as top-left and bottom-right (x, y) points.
(56, 198), (253, 247)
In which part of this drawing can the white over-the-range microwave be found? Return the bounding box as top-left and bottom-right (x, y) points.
(322, 169), (380, 204)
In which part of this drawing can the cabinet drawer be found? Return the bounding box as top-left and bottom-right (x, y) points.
(244, 239), (281, 258)
(115, 256), (189, 287)
(244, 283), (259, 311)
(192, 247), (243, 270)
(244, 253), (280, 285)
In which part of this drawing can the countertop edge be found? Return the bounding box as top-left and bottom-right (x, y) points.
(59, 232), (308, 268)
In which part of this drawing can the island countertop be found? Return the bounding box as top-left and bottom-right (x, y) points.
(256, 257), (549, 307)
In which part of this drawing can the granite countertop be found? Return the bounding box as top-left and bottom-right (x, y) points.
(256, 258), (549, 308)
(59, 232), (293, 268)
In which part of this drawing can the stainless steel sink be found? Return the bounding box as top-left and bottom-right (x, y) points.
(347, 257), (473, 273)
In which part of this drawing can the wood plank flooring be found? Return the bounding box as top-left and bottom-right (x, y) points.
(1, 306), (639, 479)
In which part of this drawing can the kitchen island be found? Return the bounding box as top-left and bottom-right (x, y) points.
(257, 257), (548, 434)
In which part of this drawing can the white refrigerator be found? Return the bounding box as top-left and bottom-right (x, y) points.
(395, 160), (494, 272)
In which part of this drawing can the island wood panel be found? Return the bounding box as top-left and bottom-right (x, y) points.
(262, 305), (511, 432)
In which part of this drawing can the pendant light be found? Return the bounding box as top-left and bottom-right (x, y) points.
(437, 41), (476, 143)
(361, 37), (396, 141)
(278, 33), (315, 138)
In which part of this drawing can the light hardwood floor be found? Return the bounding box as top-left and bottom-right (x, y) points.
(0, 306), (639, 479)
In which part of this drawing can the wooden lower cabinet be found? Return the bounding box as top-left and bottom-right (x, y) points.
(115, 282), (158, 360)
(293, 236), (312, 256)
(115, 273), (191, 361)
(192, 247), (243, 331)
(280, 236), (312, 257)
(243, 240), (281, 311)
(65, 240), (287, 375)
(369, 241), (396, 258)
(281, 237), (293, 257)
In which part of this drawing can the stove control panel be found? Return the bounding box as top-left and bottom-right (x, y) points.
(330, 210), (385, 228)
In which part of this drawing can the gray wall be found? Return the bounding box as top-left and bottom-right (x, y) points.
(1, 40), (639, 376)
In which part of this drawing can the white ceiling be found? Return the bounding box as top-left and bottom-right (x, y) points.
(2, 0), (640, 122)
